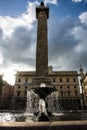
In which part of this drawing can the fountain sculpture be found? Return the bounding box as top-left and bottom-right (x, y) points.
(26, 83), (58, 121)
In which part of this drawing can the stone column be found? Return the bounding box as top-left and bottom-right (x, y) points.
(36, 2), (49, 77)
(32, 2), (51, 87)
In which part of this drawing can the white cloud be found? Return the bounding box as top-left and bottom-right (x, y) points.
(0, 53), (3, 64)
(72, 0), (82, 2)
(44, 0), (58, 5)
(79, 12), (87, 25)
(0, 1), (39, 37)
(72, 0), (87, 2)
(72, 12), (87, 54)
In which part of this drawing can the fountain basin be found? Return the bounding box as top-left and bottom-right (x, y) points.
(0, 110), (87, 122)
(0, 121), (87, 130)
(31, 86), (57, 99)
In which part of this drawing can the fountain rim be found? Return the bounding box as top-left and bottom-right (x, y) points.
(28, 86), (57, 99)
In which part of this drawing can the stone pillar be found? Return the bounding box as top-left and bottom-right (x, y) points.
(32, 2), (51, 87)
(36, 2), (49, 77)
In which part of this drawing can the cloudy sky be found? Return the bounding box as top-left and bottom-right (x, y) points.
(0, 0), (87, 85)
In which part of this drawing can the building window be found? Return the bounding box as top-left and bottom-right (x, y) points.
(17, 91), (20, 97)
(67, 86), (70, 89)
(73, 78), (76, 82)
(53, 86), (56, 89)
(18, 78), (21, 83)
(67, 78), (69, 82)
(24, 91), (27, 96)
(53, 78), (55, 82)
(60, 86), (62, 89)
(60, 92), (63, 96)
(60, 78), (62, 82)
(25, 78), (28, 82)
(64, 92), (66, 96)
(25, 86), (27, 89)
(67, 91), (71, 96)
(75, 91), (78, 96)
(18, 86), (20, 89)
(74, 86), (77, 89)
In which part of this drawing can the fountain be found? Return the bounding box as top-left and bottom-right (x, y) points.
(26, 90), (39, 115)
(26, 83), (58, 121)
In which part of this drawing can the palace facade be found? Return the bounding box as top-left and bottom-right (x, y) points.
(13, 66), (83, 110)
